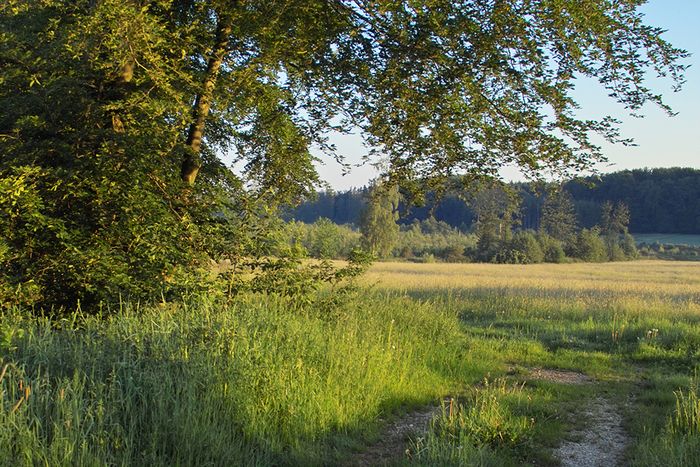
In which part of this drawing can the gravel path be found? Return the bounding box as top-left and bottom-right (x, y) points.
(554, 396), (629, 467)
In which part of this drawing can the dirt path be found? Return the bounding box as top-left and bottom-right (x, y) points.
(347, 368), (630, 466)
(530, 368), (630, 467)
(554, 396), (629, 467)
(344, 404), (441, 466)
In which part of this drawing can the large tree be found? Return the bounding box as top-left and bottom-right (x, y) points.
(0, 0), (688, 307)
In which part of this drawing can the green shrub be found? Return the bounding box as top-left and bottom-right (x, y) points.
(437, 246), (467, 262)
(501, 231), (545, 264)
(396, 219), (477, 260)
(621, 233), (639, 259)
(572, 228), (607, 262)
(538, 234), (566, 263)
(285, 220), (360, 259)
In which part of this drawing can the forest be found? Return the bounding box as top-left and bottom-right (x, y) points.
(289, 167), (700, 234)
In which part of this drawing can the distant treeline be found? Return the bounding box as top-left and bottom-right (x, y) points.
(288, 168), (700, 234)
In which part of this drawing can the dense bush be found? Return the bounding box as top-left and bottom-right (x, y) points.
(283, 217), (641, 265)
(538, 234), (567, 263)
(639, 242), (700, 260)
(621, 233), (639, 259)
(572, 228), (608, 262)
(395, 219), (477, 260)
(500, 231), (546, 264)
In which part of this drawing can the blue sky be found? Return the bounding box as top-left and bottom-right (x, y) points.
(315, 0), (700, 190)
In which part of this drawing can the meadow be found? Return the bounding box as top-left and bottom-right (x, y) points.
(2, 261), (700, 465)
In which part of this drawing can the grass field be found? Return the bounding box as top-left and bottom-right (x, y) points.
(364, 261), (700, 465)
(2, 261), (700, 465)
(634, 233), (700, 246)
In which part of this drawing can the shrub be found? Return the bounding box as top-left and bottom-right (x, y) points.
(572, 228), (607, 262)
(396, 219), (477, 260)
(621, 233), (639, 259)
(538, 234), (566, 263)
(502, 231), (545, 264)
(285, 220), (360, 260)
(476, 233), (503, 263)
(437, 246), (467, 262)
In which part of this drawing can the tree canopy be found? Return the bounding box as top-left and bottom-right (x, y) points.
(0, 0), (688, 308)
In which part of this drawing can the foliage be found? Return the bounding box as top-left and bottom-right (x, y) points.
(601, 201), (631, 235)
(471, 185), (520, 243)
(567, 168), (700, 233)
(499, 231), (545, 264)
(538, 234), (567, 264)
(621, 233), (639, 259)
(0, 0), (241, 308)
(638, 241), (700, 261)
(540, 188), (577, 247)
(292, 168), (700, 236)
(572, 228), (608, 262)
(396, 218), (477, 261)
(286, 218), (360, 259)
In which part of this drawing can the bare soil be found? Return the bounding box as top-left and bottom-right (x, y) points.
(526, 367), (630, 467)
(529, 367), (593, 385)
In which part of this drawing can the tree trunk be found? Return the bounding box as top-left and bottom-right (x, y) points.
(181, 12), (233, 185)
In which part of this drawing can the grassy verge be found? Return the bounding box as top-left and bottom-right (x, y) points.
(0, 291), (481, 465)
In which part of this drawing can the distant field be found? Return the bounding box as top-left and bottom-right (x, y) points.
(633, 233), (700, 246)
(365, 260), (700, 300)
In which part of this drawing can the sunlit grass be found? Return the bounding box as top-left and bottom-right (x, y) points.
(0, 293), (470, 465)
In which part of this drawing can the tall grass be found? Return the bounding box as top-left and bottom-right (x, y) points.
(410, 378), (533, 466)
(630, 371), (700, 467)
(672, 382), (700, 436)
(0, 292), (471, 465)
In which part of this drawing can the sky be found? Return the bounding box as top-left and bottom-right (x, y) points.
(313, 0), (700, 191)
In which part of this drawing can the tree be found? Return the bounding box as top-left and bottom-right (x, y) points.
(304, 218), (359, 259)
(540, 188), (578, 247)
(601, 201), (631, 236)
(573, 228), (607, 263)
(502, 231), (545, 264)
(470, 184), (520, 260)
(600, 201), (633, 260)
(360, 183), (400, 258)
(0, 0), (688, 308)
